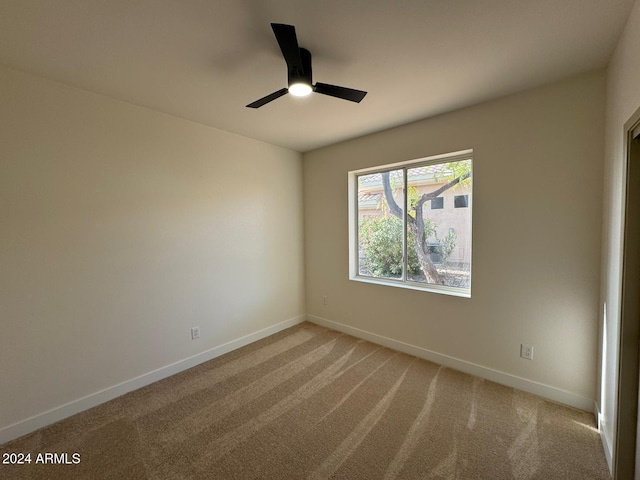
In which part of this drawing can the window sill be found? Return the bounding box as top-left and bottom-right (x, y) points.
(350, 275), (471, 298)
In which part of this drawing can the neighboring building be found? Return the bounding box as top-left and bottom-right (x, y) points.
(357, 164), (472, 269)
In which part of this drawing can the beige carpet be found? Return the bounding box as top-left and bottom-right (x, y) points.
(0, 322), (610, 479)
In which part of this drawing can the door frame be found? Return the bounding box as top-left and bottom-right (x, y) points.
(613, 106), (640, 479)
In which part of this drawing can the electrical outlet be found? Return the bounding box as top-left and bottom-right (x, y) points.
(191, 326), (200, 340)
(322, 295), (328, 305)
(520, 344), (533, 360)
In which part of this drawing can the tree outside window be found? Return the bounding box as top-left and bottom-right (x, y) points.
(353, 153), (472, 295)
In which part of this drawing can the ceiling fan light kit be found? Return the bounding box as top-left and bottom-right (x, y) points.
(289, 83), (312, 96)
(246, 23), (367, 108)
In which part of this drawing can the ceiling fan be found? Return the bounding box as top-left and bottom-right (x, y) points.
(246, 23), (367, 108)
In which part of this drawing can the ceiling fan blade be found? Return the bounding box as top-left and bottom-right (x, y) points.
(314, 82), (367, 103)
(271, 23), (304, 73)
(246, 88), (288, 108)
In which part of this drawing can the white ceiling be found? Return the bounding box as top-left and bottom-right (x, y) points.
(0, 0), (635, 152)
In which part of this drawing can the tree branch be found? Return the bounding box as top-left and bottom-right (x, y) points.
(416, 171), (471, 208)
(381, 170), (471, 225)
(381, 172), (416, 225)
(381, 171), (403, 218)
(379, 168), (471, 285)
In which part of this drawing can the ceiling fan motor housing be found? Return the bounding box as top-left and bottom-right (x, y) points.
(289, 48), (312, 88)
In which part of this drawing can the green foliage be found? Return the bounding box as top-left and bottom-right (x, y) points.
(359, 215), (420, 277)
(440, 229), (456, 260)
(408, 185), (419, 211)
(430, 228), (456, 265)
(359, 214), (458, 280)
(433, 159), (472, 190)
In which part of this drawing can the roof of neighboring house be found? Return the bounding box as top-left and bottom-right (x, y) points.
(358, 164), (451, 186)
(357, 192), (382, 206)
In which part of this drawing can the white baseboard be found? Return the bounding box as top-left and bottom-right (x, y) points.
(596, 404), (614, 474)
(307, 314), (596, 412)
(0, 315), (306, 446)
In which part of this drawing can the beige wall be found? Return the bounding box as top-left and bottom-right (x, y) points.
(0, 66), (304, 432)
(304, 70), (605, 401)
(600, 0), (640, 465)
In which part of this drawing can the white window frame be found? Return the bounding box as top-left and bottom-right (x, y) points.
(348, 149), (473, 298)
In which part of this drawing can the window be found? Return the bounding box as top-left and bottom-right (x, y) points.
(349, 150), (472, 297)
(454, 195), (469, 208)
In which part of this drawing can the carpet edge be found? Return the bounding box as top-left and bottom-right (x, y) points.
(0, 314), (307, 445)
(307, 314), (596, 412)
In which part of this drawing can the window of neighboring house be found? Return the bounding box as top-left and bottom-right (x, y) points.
(349, 150), (472, 297)
(431, 197), (444, 209)
(454, 195), (469, 208)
